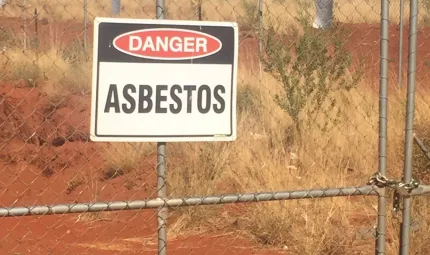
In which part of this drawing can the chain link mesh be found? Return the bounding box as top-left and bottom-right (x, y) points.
(0, 0), (429, 254)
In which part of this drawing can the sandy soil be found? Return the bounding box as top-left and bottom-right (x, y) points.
(1, 16), (430, 254)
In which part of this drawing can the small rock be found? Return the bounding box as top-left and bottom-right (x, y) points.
(51, 137), (66, 147)
(41, 166), (55, 177)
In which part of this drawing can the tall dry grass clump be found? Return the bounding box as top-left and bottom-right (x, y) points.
(384, 114), (430, 254)
(102, 142), (154, 180)
(0, 39), (92, 99)
(406, 164), (430, 255)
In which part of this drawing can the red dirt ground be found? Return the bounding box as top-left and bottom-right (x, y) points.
(0, 15), (429, 254)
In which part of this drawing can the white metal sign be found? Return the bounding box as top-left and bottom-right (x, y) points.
(90, 17), (238, 142)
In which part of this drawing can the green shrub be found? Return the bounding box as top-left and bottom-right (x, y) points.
(260, 6), (363, 136)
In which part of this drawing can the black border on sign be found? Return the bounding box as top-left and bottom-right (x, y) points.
(91, 18), (238, 140)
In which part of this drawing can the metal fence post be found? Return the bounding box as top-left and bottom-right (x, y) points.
(258, 0), (263, 78)
(398, 0), (404, 89)
(198, 0), (202, 20)
(156, 0), (164, 19)
(34, 8), (39, 48)
(157, 142), (167, 255)
(83, 0), (87, 50)
(156, 2), (167, 255)
(22, 0), (27, 50)
(399, 0), (418, 253)
(375, 0), (389, 253)
(112, 0), (121, 16)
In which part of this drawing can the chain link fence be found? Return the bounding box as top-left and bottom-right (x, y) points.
(0, 0), (430, 254)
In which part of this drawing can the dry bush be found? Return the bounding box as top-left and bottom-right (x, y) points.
(0, 27), (18, 49)
(406, 117), (430, 254)
(66, 174), (87, 194)
(409, 195), (430, 254)
(0, 46), (92, 97)
(245, 199), (361, 254)
(102, 143), (154, 180)
(11, 61), (41, 87)
(412, 118), (430, 182)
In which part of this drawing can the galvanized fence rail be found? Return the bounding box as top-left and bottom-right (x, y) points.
(1, 0), (430, 254)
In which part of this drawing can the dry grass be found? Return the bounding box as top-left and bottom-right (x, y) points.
(2, 0), (430, 28)
(102, 142), (154, 180)
(164, 57), (430, 253)
(163, 66), (430, 254)
(0, 47), (92, 97)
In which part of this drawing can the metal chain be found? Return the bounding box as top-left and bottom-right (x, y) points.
(367, 172), (420, 192)
(367, 172), (420, 217)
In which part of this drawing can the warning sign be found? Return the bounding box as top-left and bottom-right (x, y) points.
(90, 17), (238, 142)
